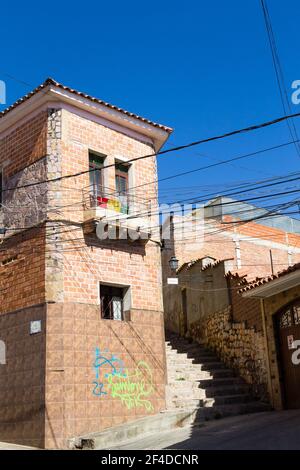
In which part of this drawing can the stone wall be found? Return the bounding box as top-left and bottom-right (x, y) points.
(2, 158), (47, 231)
(190, 306), (269, 401)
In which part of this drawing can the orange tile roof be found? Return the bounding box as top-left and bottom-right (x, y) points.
(238, 262), (300, 293)
(0, 78), (173, 133)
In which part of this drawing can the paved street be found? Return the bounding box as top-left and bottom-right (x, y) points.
(0, 442), (36, 450)
(109, 410), (300, 450)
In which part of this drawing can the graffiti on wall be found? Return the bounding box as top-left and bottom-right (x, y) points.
(92, 348), (155, 412)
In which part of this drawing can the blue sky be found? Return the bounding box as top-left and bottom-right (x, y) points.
(1, 0), (300, 207)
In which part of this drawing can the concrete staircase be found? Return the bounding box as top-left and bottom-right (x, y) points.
(166, 332), (271, 420)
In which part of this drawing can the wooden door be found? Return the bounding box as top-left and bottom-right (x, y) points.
(277, 301), (300, 409)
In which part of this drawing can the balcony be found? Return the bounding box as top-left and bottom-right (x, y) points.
(82, 186), (152, 241)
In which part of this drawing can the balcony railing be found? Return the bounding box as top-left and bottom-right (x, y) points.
(83, 185), (151, 217)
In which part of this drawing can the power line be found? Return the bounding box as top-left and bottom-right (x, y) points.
(3, 112), (300, 193)
(261, 0), (300, 158)
(128, 140), (299, 193)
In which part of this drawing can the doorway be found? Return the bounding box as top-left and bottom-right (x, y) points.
(276, 300), (300, 409)
(181, 288), (188, 336)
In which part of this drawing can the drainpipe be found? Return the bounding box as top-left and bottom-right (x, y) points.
(260, 298), (274, 407)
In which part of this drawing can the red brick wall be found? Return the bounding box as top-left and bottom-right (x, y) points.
(167, 216), (300, 281)
(0, 111), (47, 177)
(228, 276), (262, 332)
(59, 109), (157, 224)
(0, 227), (46, 313)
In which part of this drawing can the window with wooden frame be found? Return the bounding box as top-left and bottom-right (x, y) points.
(115, 162), (129, 195)
(115, 162), (129, 214)
(89, 152), (105, 198)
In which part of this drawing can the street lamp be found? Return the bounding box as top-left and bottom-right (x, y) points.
(169, 256), (179, 273)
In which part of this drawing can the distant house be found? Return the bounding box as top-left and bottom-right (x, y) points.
(162, 197), (300, 333)
(161, 199), (300, 407)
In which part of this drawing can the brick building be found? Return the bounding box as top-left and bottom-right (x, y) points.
(241, 264), (300, 410)
(162, 196), (300, 333)
(161, 198), (300, 405)
(0, 78), (172, 448)
(166, 258), (268, 400)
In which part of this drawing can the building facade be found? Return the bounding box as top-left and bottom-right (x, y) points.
(241, 265), (300, 411)
(0, 79), (172, 448)
(163, 257), (269, 401)
(162, 197), (300, 335)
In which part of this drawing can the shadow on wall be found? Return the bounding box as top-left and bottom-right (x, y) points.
(85, 233), (147, 257)
(190, 306), (269, 402)
(0, 304), (47, 448)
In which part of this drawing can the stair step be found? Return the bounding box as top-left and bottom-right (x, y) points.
(167, 362), (222, 370)
(167, 382), (250, 397)
(165, 332), (271, 423)
(196, 401), (272, 421)
(200, 362), (227, 371)
(203, 394), (253, 406)
(204, 383), (251, 397)
(166, 344), (207, 353)
(166, 350), (212, 358)
(171, 393), (254, 409)
(170, 369), (237, 381)
(197, 377), (244, 388)
(167, 362), (227, 371)
(167, 356), (219, 365)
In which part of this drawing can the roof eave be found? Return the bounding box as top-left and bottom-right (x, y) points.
(0, 83), (172, 151)
(242, 270), (300, 299)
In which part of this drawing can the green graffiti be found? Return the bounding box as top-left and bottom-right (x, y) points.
(106, 361), (155, 412)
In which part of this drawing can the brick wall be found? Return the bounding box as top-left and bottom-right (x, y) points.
(59, 109), (158, 226)
(0, 226), (45, 313)
(0, 100), (166, 448)
(162, 216), (300, 282)
(0, 111), (47, 178)
(228, 275), (262, 332)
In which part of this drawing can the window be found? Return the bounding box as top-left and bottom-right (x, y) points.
(115, 163), (128, 195)
(115, 162), (129, 214)
(100, 285), (124, 320)
(89, 153), (105, 198)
